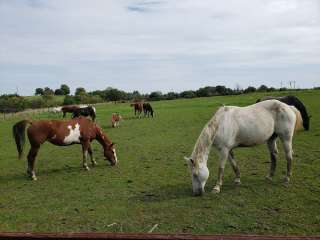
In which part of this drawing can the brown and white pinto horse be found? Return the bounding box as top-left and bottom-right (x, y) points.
(61, 105), (80, 118)
(111, 113), (122, 127)
(13, 117), (117, 180)
(130, 102), (143, 118)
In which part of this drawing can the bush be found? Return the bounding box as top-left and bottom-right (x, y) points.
(0, 94), (27, 113)
(63, 95), (77, 105)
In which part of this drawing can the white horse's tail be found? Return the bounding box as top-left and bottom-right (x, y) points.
(290, 106), (303, 132)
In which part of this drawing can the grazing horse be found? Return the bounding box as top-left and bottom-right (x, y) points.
(256, 95), (311, 130)
(143, 103), (154, 117)
(61, 105), (80, 118)
(13, 117), (117, 180)
(184, 100), (303, 196)
(111, 113), (122, 128)
(130, 102), (143, 118)
(72, 106), (96, 121)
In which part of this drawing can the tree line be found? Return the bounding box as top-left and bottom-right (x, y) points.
(0, 83), (315, 113)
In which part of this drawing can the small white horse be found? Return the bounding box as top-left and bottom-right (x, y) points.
(185, 100), (303, 196)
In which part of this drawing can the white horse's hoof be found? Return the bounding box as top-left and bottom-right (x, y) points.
(212, 186), (221, 194)
(84, 166), (90, 171)
(91, 161), (97, 167)
(234, 178), (241, 185)
(31, 176), (37, 181)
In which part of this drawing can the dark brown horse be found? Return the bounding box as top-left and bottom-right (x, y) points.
(256, 95), (311, 130)
(61, 105), (80, 118)
(130, 102), (143, 118)
(143, 103), (154, 117)
(13, 117), (117, 180)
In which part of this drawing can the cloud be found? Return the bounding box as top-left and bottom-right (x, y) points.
(0, 0), (319, 95)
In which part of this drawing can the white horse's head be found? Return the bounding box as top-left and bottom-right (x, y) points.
(184, 156), (209, 196)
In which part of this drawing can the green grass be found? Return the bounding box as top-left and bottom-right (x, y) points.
(0, 90), (319, 235)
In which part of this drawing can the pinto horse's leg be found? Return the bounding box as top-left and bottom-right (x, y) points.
(266, 135), (278, 181)
(212, 148), (229, 193)
(228, 150), (241, 184)
(27, 145), (40, 180)
(88, 145), (97, 167)
(82, 141), (90, 171)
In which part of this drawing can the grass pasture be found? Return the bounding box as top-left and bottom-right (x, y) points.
(0, 90), (319, 235)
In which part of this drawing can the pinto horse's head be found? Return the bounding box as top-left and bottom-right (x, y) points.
(184, 156), (209, 196)
(104, 143), (118, 166)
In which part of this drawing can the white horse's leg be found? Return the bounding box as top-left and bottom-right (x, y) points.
(212, 148), (229, 193)
(282, 138), (293, 185)
(228, 151), (241, 184)
(266, 135), (278, 181)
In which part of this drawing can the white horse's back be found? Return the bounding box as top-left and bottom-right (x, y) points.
(213, 100), (298, 149)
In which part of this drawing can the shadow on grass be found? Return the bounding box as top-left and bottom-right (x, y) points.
(0, 163), (114, 183)
(130, 183), (193, 202)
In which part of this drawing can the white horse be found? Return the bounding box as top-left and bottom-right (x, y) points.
(185, 100), (303, 196)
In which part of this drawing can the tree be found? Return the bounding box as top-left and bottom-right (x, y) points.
(196, 86), (216, 97)
(132, 90), (142, 101)
(43, 87), (54, 96)
(35, 88), (44, 96)
(258, 85), (269, 92)
(60, 84), (70, 95)
(180, 90), (196, 99)
(215, 85), (227, 95)
(149, 91), (163, 101)
(54, 89), (64, 95)
(165, 92), (179, 100)
(104, 88), (125, 102)
(75, 87), (87, 96)
(244, 86), (256, 93)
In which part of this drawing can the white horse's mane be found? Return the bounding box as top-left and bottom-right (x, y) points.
(190, 110), (220, 170)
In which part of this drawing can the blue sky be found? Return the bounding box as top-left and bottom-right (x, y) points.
(0, 0), (320, 95)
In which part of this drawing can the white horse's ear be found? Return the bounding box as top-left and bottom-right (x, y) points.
(184, 156), (194, 166)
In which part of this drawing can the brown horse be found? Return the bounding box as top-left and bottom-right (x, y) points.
(13, 117), (117, 180)
(61, 105), (80, 118)
(130, 102), (143, 118)
(143, 103), (154, 117)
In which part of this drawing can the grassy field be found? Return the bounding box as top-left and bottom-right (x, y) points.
(0, 90), (319, 235)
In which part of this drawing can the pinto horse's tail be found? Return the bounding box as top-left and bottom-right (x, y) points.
(12, 120), (32, 159)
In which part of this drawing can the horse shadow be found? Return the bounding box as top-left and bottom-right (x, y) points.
(129, 176), (288, 203)
(0, 163), (113, 183)
(129, 183), (193, 203)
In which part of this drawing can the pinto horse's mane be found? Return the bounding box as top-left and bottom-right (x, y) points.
(94, 124), (113, 146)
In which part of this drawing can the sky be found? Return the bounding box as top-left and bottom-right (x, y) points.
(0, 0), (320, 96)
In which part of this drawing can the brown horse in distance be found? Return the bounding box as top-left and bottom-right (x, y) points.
(13, 117), (117, 180)
(61, 105), (80, 118)
(130, 102), (143, 118)
(143, 102), (154, 117)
